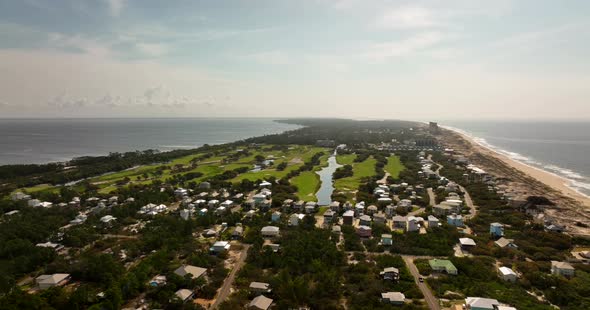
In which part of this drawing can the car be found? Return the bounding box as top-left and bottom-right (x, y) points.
(419, 277), (424, 282)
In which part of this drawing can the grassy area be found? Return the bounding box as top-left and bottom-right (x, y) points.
(334, 156), (377, 191)
(385, 155), (404, 178)
(291, 171), (321, 202)
(336, 154), (356, 165)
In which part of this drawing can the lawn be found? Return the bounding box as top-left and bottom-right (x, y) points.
(336, 154), (356, 165)
(334, 156), (377, 199)
(291, 171), (321, 202)
(385, 155), (405, 178)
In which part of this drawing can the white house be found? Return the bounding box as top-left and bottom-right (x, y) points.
(551, 261), (575, 277)
(289, 213), (305, 226)
(211, 241), (231, 253)
(498, 266), (518, 282)
(261, 226), (280, 237)
(175, 289), (194, 302)
(100, 215), (117, 223)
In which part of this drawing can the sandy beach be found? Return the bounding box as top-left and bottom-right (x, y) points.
(454, 130), (590, 208)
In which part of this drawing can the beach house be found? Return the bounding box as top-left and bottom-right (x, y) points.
(36, 273), (70, 290)
(357, 225), (372, 238)
(174, 264), (207, 279)
(381, 234), (393, 246)
(490, 222), (504, 237)
(343, 210), (355, 225)
(248, 295), (273, 310)
(447, 213), (464, 227)
(381, 292), (405, 305)
(380, 267), (400, 281)
(551, 261), (575, 277)
(498, 266), (518, 282)
(429, 259), (458, 275)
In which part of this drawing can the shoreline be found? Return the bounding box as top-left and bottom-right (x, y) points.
(446, 127), (590, 208)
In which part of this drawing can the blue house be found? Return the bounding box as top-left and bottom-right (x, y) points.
(381, 234), (393, 246)
(271, 211), (281, 222)
(447, 214), (464, 227)
(490, 222), (504, 237)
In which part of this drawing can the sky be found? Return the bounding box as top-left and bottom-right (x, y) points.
(0, 0), (589, 120)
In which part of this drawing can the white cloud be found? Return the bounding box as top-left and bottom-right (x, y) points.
(375, 6), (440, 29)
(136, 43), (169, 57)
(363, 32), (446, 62)
(104, 0), (126, 17)
(244, 51), (292, 65)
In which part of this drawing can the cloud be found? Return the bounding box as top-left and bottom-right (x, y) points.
(47, 32), (112, 58)
(244, 51), (292, 65)
(135, 42), (169, 57)
(104, 0), (126, 17)
(363, 32), (446, 62)
(375, 6), (440, 29)
(47, 93), (88, 109)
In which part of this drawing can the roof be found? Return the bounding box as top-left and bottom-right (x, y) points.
(428, 215), (439, 221)
(381, 234), (392, 239)
(381, 291), (405, 302)
(36, 273), (70, 285)
(459, 238), (476, 246)
(382, 267), (399, 274)
(499, 266), (517, 276)
(175, 289), (193, 301)
(494, 237), (516, 248)
(429, 259), (458, 273)
(343, 210), (355, 217)
(359, 215), (371, 221)
(392, 215), (406, 222)
(174, 265), (207, 279)
(551, 261), (574, 270)
(249, 295), (273, 310)
(261, 226), (280, 233)
(465, 297), (499, 309)
(249, 282), (271, 290)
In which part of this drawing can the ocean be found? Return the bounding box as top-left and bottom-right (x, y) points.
(442, 120), (590, 197)
(0, 118), (300, 165)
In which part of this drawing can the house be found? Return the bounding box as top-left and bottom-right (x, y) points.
(330, 201), (341, 212)
(355, 202), (365, 216)
(377, 197), (393, 205)
(407, 216), (422, 232)
(385, 205), (396, 217)
(11, 191), (30, 201)
(70, 214), (87, 225)
(174, 188), (188, 198)
(294, 200), (305, 211)
(259, 181), (272, 188)
(434, 204), (455, 216)
(490, 223), (504, 237)
(175, 289), (194, 302)
(357, 225), (372, 238)
(367, 205), (378, 215)
(381, 292), (405, 305)
(381, 234), (393, 246)
(180, 209), (193, 220)
(429, 259), (458, 275)
(494, 237), (518, 249)
(427, 215), (440, 228)
(149, 275), (167, 287)
(398, 199), (412, 211)
(36, 273), (70, 290)
(343, 201), (353, 211)
(210, 241), (231, 253)
(551, 261), (575, 277)
(305, 201), (317, 214)
(323, 210), (335, 224)
(202, 228), (218, 238)
(465, 297), (500, 310)
(232, 226), (244, 239)
(220, 200), (234, 208)
(249, 282), (272, 294)
(373, 212), (387, 224)
(459, 238), (476, 251)
(174, 265), (207, 279)
(199, 208), (208, 216)
(289, 213), (305, 226)
(332, 225), (342, 235)
(4, 210), (19, 216)
(27, 199), (41, 207)
(261, 226), (280, 237)
(248, 295), (273, 310)
(380, 267), (400, 281)
(100, 215), (116, 223)
(271, 211), (281, 222)
(252, 194), (266, 204)
(359, 214), (372, 226)
(392, 215), (407, 230)
(498, 266), (518, 282)
(343, 210), (355, 225)
(36, 242), (64, 252)
(199, 181), (211, 189)
(447, 214), (464, 227)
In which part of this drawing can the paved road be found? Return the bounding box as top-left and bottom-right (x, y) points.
(210, 244), (251, 309)
(402, 256), (440, 310)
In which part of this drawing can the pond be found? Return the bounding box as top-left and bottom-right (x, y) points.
(315, 151), (342, 205)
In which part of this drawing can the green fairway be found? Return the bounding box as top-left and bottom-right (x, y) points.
(333, 156), (377, 199)
(291, 171), (321, 202)
(385, 155), (405, 178)
(336, 154), (356, 165)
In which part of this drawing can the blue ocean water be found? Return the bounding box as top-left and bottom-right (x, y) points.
(0, 118), (300, 165)
(442, 120), (590, 197)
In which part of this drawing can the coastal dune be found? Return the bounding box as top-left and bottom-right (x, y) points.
(440, 128), (590, 235)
